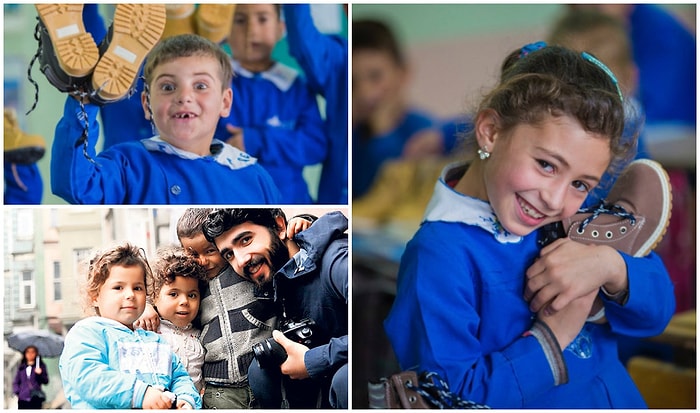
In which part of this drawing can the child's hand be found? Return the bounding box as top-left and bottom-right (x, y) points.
(142, 386), (174, 409)
(286, 217), (312, 239)
(524, 238), (626, 315)
(537, 288), (598, 350)
(176, 399), (193, 409)
(272, 330), (310, 380)
(133, 303), (160, 332)
(402, 129), (445, 159)
(225, 124), (245, 151)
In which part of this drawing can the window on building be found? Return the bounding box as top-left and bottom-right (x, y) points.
(16, 210), (34, 240)
(19, 270), (34, 308)
(53, 261), (61, 301)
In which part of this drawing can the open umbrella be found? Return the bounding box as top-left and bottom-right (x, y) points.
(7, 329), (65, 357)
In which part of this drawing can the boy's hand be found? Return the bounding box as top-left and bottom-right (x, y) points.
(272, 330), (310, 380)
(402, 129), (444, 159)
(524, 238), (625, 315)
(225, 124), (245, 151)
(133, 303), (160, 332)
(286, 217), (312, 239)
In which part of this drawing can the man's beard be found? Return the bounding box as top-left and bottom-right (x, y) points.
(243, 231), (289, 285)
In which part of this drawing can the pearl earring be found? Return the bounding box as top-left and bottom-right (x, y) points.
(477, 146), (491, 160)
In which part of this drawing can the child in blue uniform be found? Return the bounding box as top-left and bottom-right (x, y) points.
(59, 242), (201, 409)
(384, 44), (675, 408)
(50, 33), (281, 204)
(284, 4), (348, 204)
(352, 18), (439, 199)
(214, 4), (327, 204)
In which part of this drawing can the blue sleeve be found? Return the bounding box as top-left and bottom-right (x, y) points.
(60, 325), (140, 408)
(305, 335), (347, 379)
(385, 230), (560, 407)
(283, 4), (347, 96)
(50, 97), (128, 204)
(169, 354), (202, 409)
(243, 80), (327, 167)
(4, 163), (43, 204)
(603, 251), (675, 336)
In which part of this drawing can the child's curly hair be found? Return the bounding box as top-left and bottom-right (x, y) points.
(150, 245), (208, 302)
(82, 242), (152, 315)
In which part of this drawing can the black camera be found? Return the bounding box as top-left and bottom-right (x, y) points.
(252, 318), (317, 369)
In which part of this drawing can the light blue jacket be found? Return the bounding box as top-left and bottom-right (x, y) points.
(59, 317), (202, 409)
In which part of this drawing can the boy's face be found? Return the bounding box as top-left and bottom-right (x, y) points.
(180, 233), (228, 279)
(142, 55), (232, 156)
(352, 49), (407, 124)
(92, 265), (147, 329)
(227, 4), (284, 72)
(154, 276), (201, 328)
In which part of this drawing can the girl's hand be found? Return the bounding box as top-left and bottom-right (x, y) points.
(524, 238), (626, 315)
(142, 386), (173, 409)
(176, 399), (193, 409)
(286, 217), (312, 239)
(537, 288), (598, 349)
(133, 303), (160, 332)
(34, 366), (42, 375)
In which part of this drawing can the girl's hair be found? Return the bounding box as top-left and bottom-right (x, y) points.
(150, 245), (208, 302)
(82, 242), (152, 314)
(481, 44), (634, 179)
(143, 34), (233, 90)
(176, 208), (214, 241)
(352, 19), (405, 66)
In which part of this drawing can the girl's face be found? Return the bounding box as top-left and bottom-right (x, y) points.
(92, 265), (147, 329)
(180, 233), (227, 279)
(227, 4), (284, 72)
(463, 113), (611, 237)
(154, 276), (201, 328)
(24, 347), (37, 363)
(142, 55), (232, 156)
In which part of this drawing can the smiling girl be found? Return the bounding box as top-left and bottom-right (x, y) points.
(384, 43), (674, 408)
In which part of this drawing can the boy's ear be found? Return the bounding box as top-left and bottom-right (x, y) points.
(220, 88), (233, 118)
(277, 19), (286, 42)
(141, 91), (150, 120)
(474, 109), (501, 151)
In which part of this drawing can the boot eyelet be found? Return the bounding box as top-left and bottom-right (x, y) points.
(605, 231), (613, 239)
(620, 226), (627, 234)
(591, 230), (599, 238)
(577, 227), (585, 235)
(409, 396), (417, 404)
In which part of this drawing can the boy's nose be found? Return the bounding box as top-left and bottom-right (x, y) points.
(542, 182), (568, 213)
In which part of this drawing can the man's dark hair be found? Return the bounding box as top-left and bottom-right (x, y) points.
(203, 208), (287, 243)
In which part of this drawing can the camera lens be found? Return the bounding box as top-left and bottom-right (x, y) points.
(252, 338), (288, 369)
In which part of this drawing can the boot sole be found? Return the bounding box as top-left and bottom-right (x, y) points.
(196, 4), (235, 43)
(633, 159), (673, 257)
(35, 4), (99, 78)
(92, 4), (166, 101)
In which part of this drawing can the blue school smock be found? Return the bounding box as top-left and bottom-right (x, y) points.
(4, 163), (43, 204)
(214, 60), (327, 204)
(51, 97), (281, 204)
(385, 161), (675, 408)
(352, 110), (435, 199)
(284, 4), (348, 204)
(59, 317), (201, 409)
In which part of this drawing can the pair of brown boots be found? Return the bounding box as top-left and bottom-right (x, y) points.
(162, 5), (236, 45)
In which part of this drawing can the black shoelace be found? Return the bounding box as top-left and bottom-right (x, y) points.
(406, 371), (490, 409)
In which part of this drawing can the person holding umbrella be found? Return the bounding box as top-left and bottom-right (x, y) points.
(12, 345), (49, 409)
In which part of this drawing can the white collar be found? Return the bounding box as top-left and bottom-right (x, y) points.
(423, 161), (523, 244)
(231, 59), (298, 92)
(141, 136), (257, 170)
